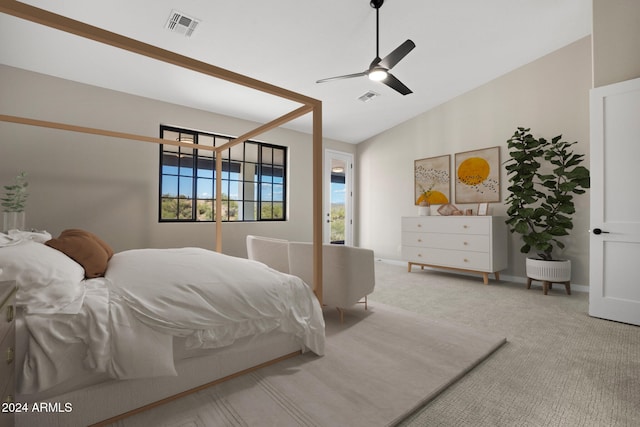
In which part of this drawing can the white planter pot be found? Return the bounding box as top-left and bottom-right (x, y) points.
(526, 258), (571, 282)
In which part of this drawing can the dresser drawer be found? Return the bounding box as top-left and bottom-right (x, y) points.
(402, 232), (490, 253)
(402, 246), (491, 271)
(402, 216), (490, 235)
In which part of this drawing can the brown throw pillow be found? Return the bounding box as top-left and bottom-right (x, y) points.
(45, 229), (114, 278)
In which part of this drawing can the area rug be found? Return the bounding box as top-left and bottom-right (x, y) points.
(114, 302), (506, 427)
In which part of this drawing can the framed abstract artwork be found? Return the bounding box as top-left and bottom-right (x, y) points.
(414, 155), (450, 205)
(455, 146), (501, 203)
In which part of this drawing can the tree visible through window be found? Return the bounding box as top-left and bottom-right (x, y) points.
(159, 125), (286, 222)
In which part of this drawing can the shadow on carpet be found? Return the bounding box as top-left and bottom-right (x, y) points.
(117, 302), (506, 427)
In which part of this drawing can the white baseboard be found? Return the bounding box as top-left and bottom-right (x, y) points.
(376, 258), (589, 293)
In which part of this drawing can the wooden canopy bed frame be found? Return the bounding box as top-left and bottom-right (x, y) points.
(1, 1), (325, 425)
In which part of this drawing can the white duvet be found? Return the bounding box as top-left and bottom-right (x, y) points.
(20, 248), (325, 393)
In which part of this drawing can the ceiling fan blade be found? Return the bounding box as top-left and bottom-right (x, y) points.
(382, 73), (413, 95)
(316, 72), (367, 84)
(378, 39), (416, 70)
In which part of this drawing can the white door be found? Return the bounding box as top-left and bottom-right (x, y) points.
(324, 150), (353, 245)
(589, 77), (640, 326)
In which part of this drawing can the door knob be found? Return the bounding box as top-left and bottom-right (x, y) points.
(591, 228), (609, 235)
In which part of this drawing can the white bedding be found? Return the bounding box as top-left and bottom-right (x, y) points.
(14, 246), (325, 394)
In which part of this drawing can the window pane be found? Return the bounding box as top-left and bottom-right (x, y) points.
(261, 183), (273, 200)
(262, 146), (273, 164)
(272, 202), (284, 219)
(162, 175), (178, 197)
(227, 200), (239, 221)
(273, 148), (285, 166)
(162, 152), (179, 169)
(197, 178), (213, 199)
(272, 166), (284, 184)
(243, 182), (256, 201)
(179, 154), (194, 177)
(161, 197), (178, 219)
(197, 157), (214, 178)
(273, 184), (284, 202)
(261, 202), (273, 219)
(230, 143), (243, 161)
(245, 143), (258, 163)
(260, 167), (273, 184)
(244, 163), (258, 181)
(228, 161), (241, 180)
(196, 200), (213, 221)
(179, 177), (193, 198)
(228, 181), (241, 201)
(243, 202), (257, 220)
(177, 198), (193, 220)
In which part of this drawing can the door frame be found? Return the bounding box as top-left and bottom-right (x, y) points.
(324, 149), (354, 245)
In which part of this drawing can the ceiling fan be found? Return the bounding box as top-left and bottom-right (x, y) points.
(316, 0), (416, 95)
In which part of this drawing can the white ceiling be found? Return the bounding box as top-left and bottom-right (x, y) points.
(0, 0), (592, 144)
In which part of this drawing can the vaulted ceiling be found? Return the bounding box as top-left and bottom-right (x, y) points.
(0, 0), (592, 143)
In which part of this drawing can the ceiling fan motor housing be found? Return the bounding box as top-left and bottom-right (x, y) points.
(370, 0), (384, 9)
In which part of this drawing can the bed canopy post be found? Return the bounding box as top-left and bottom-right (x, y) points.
(0, 0), (324, 305)
(312, 103), (323, 303)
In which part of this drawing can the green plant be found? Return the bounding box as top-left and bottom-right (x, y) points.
(1, 172), (28, 212)
(504, 128), (590, 261)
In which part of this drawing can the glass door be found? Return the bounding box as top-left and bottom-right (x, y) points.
(324, 150), (353, 245)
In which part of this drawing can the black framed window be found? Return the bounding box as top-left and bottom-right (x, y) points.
(159, 125), (286, 222)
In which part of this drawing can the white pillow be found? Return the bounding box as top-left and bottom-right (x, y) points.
(0, 240), (86, 314)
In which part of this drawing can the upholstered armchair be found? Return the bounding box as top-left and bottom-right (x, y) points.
(246, 235), (375, 320)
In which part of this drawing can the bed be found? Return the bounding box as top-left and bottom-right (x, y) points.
(1, 2), (325, 425)
(0, 230), (325, 426)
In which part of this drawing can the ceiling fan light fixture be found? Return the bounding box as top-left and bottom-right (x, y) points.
(368, 68), (388, 81)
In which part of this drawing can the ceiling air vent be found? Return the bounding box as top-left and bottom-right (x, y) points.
(165, 10), (200, 37)
(358, 91), (380, 103)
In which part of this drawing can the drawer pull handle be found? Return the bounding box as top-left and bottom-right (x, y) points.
(3, 395), (14, 404)
(6, 347), (14, 364)
(464, 258), (469, 263)
(463, 241), (468, 246)
(463, 225), (469, 229)
(417, 224), (422, 228)
(417, 238), (422, 242)
(6, 305), (14, 323)
(418, 253), (422, 257)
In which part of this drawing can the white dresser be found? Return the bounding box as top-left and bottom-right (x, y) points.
(401, 216), (508, 284)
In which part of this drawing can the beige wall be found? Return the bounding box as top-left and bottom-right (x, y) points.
(356, 37), (592, 286)
(592, 0), (640, 87)
(0, 65), (351, 257)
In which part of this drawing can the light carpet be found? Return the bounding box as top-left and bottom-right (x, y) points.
(113, 302), (505, 427)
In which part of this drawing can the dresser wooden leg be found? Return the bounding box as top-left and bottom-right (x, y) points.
(482, 273), (489, 285)
(564, 281), (571, 295)
(526, 278), (532, 289)
(543, 281), (550, 295)
(494, 272), (501, 281)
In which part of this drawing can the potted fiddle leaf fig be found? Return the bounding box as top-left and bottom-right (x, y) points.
(504, 128), (590, 290)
